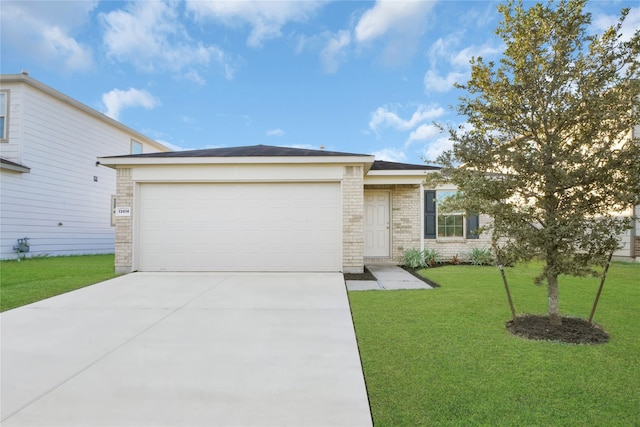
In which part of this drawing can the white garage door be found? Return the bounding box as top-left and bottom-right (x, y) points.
(136, 183), (341, 272)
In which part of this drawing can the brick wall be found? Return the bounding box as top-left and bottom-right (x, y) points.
(635, 237), (640, 258)
(390, 185), (421, 262)
(342, 165), (364, 273)
(115, 168), (133, 274)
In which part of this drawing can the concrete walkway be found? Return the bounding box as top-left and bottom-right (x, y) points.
(1, 273), (372, 427)
(346, 263), (432, 291)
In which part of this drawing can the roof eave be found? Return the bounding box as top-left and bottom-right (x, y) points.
(366, 169), (438, 176)
(97, 155), (376, 168)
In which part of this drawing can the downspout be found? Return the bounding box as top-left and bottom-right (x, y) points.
(420, 181), (425, 252)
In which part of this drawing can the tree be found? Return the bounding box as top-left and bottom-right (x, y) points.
(436, 0), (640, 326)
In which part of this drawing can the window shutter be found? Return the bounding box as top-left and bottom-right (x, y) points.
(466, 214), (480, 239)
(424, 190), (436, 239)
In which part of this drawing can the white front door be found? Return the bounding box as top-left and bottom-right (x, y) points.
(364, 191), (390, 257)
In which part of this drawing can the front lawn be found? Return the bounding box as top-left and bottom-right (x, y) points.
(0, 254), (117, 311)
(349, 261), (640, 426)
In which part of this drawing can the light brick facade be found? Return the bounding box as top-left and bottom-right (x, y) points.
(342, 165), (365, 273)
(115, 168), (134, 274)
(109, 158), (498, 273)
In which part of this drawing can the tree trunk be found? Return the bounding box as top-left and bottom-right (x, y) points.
(547, 272), (562, 326)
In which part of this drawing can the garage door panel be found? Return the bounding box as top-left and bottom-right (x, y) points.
(137, 183), (341, 272)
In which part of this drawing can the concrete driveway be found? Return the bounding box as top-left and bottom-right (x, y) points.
(0, 273), (372, 426)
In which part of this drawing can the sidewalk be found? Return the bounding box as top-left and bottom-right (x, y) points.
(346, 263), (432, 291)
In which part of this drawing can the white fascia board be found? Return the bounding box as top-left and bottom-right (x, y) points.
(0, 162), (30, 173)
(364, 170), (436, 185)
(98, 155), (375, 168)
(366, 169), (438, 176)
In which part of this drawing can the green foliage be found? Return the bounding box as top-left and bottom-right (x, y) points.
(467, 247), (494, 265)
(349, 262), (640, 426)
(422, 248), (441, 266)
(403, 248), (442, 268)
(0, 255), (117, 311)
(434, 0), (640, 323)
(402, 248), (426, 268)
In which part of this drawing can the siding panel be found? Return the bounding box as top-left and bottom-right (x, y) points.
(0, 80), (166, 258)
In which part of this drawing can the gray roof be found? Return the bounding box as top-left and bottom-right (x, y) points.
(107, 144), (369, 158)
(370, 160), (440, 171)
(101, 144), (441, 171)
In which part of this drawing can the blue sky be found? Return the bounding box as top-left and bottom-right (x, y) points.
(2, 1), (638, 164)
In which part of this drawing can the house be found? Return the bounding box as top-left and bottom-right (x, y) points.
(98, 145), (493, 274)
(0, 73), (170, 259)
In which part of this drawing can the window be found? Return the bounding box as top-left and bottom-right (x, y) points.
(0, 91), (8, 141)
(424, 190), (479, 239)
(436, 191), (464, 237)
(131, 140), (143, 154)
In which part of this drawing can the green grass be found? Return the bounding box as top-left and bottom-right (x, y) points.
(0, 254), (118, 311)
(349, 261), (640, 426)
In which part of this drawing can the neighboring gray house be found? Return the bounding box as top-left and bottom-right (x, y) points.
(0, 73), (169, 259)
(98, 145), (492, 274)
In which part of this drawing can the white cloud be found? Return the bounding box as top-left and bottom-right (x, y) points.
(593, 7), (640, 42)
(451, 43), (503, 68)
(369, 104), (445, 133)
(354, 0), (435, 43)
(424, 69), (468, 93)
(100, 1), (231, 80)
(320, 30), (351, 74)
(425, 35), (502, 93)
(101, 88), (160, 121)
(422, 136), (454, 163)
(0, 1), (96, 73)
(186, 0), (325, 48)
(370, 148), (407, 163)
(354, 0), (437, 66)
(406, 124), (442, 146)
(266, 128), (285, 137)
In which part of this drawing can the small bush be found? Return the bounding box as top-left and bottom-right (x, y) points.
(467, 247), (494, 266)
(423, 248), (441, 266)
(403, 248), (426, 268)
(403, 248), (442, 268)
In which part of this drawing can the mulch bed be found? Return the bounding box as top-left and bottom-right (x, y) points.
(506, 314), (609, 344)
(343, 267), (377, 281)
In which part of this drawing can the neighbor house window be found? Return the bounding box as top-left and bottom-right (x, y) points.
(424, 190), (479, 239)
(0, 91), (8, 141)
(131, 140), (143, 154)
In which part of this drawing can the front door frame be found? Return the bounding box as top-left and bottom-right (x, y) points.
(364, 190), (391, 258)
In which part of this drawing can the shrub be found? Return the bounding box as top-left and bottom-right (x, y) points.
(467, 247), (494, 266)
(423, 248), (441, 266)
(403, 248), (426, 268)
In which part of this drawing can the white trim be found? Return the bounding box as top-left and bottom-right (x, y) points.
(99, 155), (374, 167)
(366, 169), (437, 176)
(0, 160), (30, 173)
